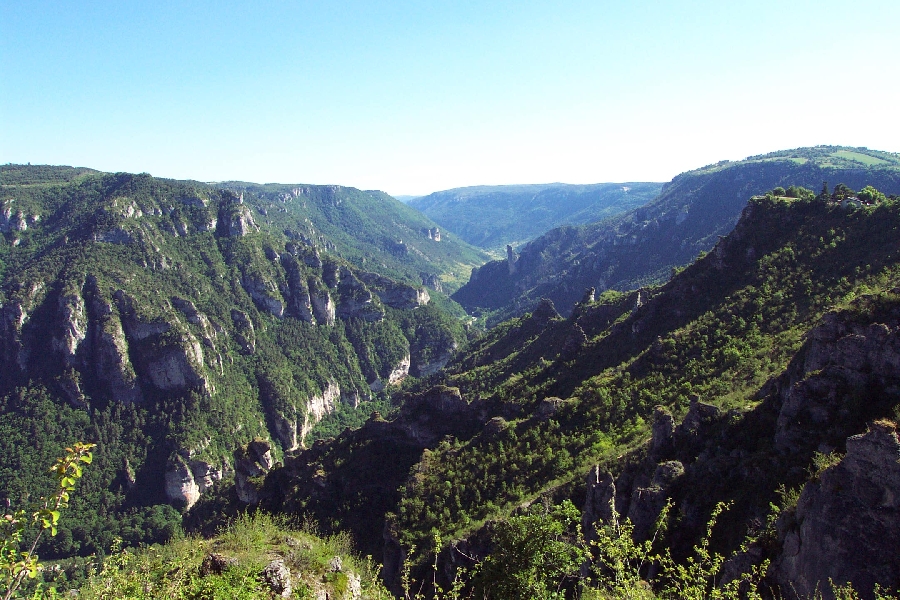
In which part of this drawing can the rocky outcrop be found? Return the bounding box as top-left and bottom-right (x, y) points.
(672, 397), (721, 457)
(506, 244), (518, 275)
(165, 456), (201, 510)
(91, 293), (144, 403)
(369, 354), (410, 392)
(113, 291), (212, 394)
(414, 344), (457, 378)
(273, 380), (344, 451)
(626, 460), (683, 541)
(649, 406), (675, 460)
(775, 422), (900, 599)
(393, 385), (480, 446)
(172, 297), (224, 373)
(242, 275), (285, 318)
(775, 311), (900, 452)
(582, 467), (616, 542)
(0, 300), (28, 370)
(164, 456), (225, 510)
(420, 273), (443, 293)
(144, 333), (208, 392)
(357, 272), (429, 309)
(199, 553), (239, 576)
(0, 202), (32, 233)
(336, 269), (384, 322)
(231, 309), (256, 354)
(261, 559), (292, 597)
(218, 195), (259, 237)
(309, 278), (335, 326)
(235, 440), (274, 504)
(52, 286), (88, 367)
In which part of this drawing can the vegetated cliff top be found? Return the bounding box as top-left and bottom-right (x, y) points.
(47, 512), (392, 598)
(257, 190), (900, 596)
(409, 181), (664, 251)
(451, 146), (900, 325)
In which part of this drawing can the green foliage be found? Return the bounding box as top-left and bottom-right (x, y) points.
(653, 502), (766, 600)
(858, 185), (887, 204)
(1, 442), (93, 600)
(474, 500), (587, 600)
(418, 498), (772, 600)
(587, 500), (670, 599)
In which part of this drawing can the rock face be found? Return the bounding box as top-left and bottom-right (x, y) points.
(0, 202), (37, 236)
(164, 457), (201, 510)
(357, 272), (429, 310)
(299, 381), (340, 449)
(235, 440), (274, 504)
(52, 287), (88, 367)
(582, 467), (616, 543)
(199, 553), (239, 576)
(775, 422), (900, 599)
(218, 195), (259, 237)
(164, 457), (224, 510)
(420, 273), (443, 293)
(242, 275), (285, 318)
(231, 309), (256, 354)
(336, 269), (385, 322)
(369, 354), (410, 392)
(506, 244), (518, 275)
(649, 405), (675, 459)
(309, 277), (336, 325)
(91, 294), (144, 403)
(775, 312), (900, 452)
(261, 559), (292, 597)
(414, 344), (457, 378)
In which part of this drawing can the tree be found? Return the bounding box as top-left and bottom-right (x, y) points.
(475, 500), (586, 599)
(785, 186), (813, 200)
(832, 183), (856, 201)
(858, 185), (887, 205)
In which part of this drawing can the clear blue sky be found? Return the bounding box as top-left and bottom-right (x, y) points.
(2, 1), (898, 196)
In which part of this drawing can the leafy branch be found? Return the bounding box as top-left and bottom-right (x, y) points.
(1, 442), (95, 600)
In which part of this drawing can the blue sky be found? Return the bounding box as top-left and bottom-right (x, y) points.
(2, 1), (898, 195)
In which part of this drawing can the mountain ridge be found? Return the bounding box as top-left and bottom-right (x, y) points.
(452, 146), (900, 325)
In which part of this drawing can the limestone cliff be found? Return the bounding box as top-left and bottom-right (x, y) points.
(775, 422), (900, 598)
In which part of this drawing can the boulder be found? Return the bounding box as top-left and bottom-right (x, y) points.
(199, 553), (238, 576)
(261, 559), (292, 597)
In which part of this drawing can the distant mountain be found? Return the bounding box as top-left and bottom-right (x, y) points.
(0, 165), (487, 556)
(452, 146), (900, 324)
(409, 182), (664, 250)
(392, 195), (422, 204)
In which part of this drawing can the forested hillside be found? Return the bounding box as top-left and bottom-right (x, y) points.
(410, 182), (663, 251)
(0, 165), (486, 557)
(256, 185), (900, 598)
(453, 147), (900, 325)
